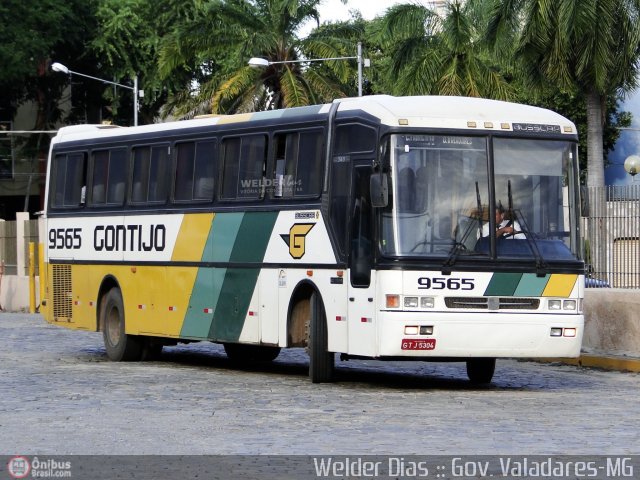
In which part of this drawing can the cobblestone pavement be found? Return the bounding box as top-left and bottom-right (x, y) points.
(0, 314), (638, 455)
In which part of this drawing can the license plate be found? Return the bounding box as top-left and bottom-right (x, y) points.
(401, 339), (436, 350)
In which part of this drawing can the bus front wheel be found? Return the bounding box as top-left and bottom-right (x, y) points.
(101, 288), (143, 361)
(466, 358), (496, 384)
(307, 292), (334, 383)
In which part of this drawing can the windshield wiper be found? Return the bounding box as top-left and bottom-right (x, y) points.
(512, 208), (548, 276)
(506, 181), (547, 276)
(441, 217), (484, 274)
(442, 182), (486, 274)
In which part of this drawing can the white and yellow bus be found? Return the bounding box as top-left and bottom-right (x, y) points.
(40, 95), (585, 383)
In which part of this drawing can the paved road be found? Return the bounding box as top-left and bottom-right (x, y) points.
(0, 313), (638, 455)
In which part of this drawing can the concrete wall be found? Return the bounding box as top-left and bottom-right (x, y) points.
(0, 275), (39, 312)
(583, 289), (640, 357)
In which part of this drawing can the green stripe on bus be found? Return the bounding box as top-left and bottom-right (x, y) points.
(513, 273), (551, 297)
(229, 211), (279, 263)
(207, 212), (245, 262)
(180, 268), (227, 339)
(483, 272), (523, 296)
(208, 211), (279, 341)
(209, 268), (261, 341)
(180, 213), (245, 339)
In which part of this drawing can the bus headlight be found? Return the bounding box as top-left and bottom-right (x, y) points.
(548, 299), (562, 310)
(563, 300), (577, 310)
(404, 296), (419, 308)
(420, 296), (434, 308)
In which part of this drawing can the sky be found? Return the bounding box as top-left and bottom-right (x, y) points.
(316, 0), (408, 21)
(298, 0), (428, 35)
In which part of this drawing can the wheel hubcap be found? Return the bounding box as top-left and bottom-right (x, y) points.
(106, 306), (121, 345)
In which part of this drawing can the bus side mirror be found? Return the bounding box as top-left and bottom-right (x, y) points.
(370, 173), (388, 207)
(580, 186), (589, 217)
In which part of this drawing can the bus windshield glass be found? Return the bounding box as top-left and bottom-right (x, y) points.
(380, 134), (580, 262)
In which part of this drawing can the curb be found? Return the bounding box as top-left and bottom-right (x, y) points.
(536, 354), (640, 373)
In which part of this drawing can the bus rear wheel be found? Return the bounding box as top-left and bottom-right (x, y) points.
(101, 288), (143, 361)
(307, 292), (334, 383)
(466, 358), (496, 384)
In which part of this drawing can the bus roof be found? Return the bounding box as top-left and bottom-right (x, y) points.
(51, 95), (576, 145)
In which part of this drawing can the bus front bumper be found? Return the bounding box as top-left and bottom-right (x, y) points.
(376, 311), (584, 359)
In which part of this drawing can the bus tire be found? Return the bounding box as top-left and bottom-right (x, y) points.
(308, 292), (334, 383)
(223, 343), (281, 362)
(466, 358), (496, 384)
(101, 288), (142, 361)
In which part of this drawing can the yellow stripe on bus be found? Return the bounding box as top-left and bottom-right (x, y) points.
(171, 213), (214, 262)
(541, 274), (578, 297)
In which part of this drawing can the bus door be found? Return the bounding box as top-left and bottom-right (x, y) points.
(347, 166), (377, 357)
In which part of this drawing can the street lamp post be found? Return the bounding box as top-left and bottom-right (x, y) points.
(51, 62), (141, 126)
(248, 42), (369, 96)
(624, 155), (640, 176)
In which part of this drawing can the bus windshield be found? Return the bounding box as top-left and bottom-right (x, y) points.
(379, 134), (580, 262)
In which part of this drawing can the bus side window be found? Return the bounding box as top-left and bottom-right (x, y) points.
(91, 150), (109, 205)
(131, 147), (151, 203)
(221, 138), (241, 199)
(149, 146), (169, 202)
(334, 124), (376, 155)
(193, 141), (216, 201)
(296, 130), (323, 197)
(222, 135), (266, 200)
(107, 149), (127, 205)
(174, 142), (196, 202)
(51, 152), (87, 209)
(131, 145), (169, 204)
(272, 133), (297, 198)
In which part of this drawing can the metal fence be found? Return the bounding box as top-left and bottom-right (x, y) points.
(0, 218), (39, 276)
(583, 185), (640, 288)
(0, 220), (17, 275)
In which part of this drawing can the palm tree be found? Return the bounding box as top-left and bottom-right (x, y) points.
(158, 0), (361, 116)
(373, 0), (512, 100)
(485, 0), (640, 187)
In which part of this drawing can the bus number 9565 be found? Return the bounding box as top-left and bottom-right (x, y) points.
(49, 228), (82, 249)
(418, 277), (474, 290)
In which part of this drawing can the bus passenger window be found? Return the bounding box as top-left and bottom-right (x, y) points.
(132, 146), (169, 204)
(174, 142), (196, 202)
(296, 131), (323, 197)
(272, 130), (323, 199)
(272, 133), (298, 198)
(221, 135), (266, 200)
(193, 141), (216, 200)
(107, 149), (127, 205)
(51, 152), (87, 208)
(221, 138), (241, 199)
(149, 146), (169, 202)
(131, 147), (151, 203)
(90, 151), (109, 205)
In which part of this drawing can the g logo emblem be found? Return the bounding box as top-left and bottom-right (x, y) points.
(280, 223), (315, 259)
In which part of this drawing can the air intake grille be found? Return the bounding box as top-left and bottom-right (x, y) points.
(52, 264), (72, 319)
(445, 297), (540, 310)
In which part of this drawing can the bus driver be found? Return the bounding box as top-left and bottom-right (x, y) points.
(482, 205), (525, 239)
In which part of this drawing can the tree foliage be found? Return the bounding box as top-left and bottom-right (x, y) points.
(372, 1), (512, 99)
(484, 0), (640, 186)
(157, 0), (362, 116)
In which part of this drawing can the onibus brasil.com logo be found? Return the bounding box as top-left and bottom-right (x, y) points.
(7, 456), (72, 478)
